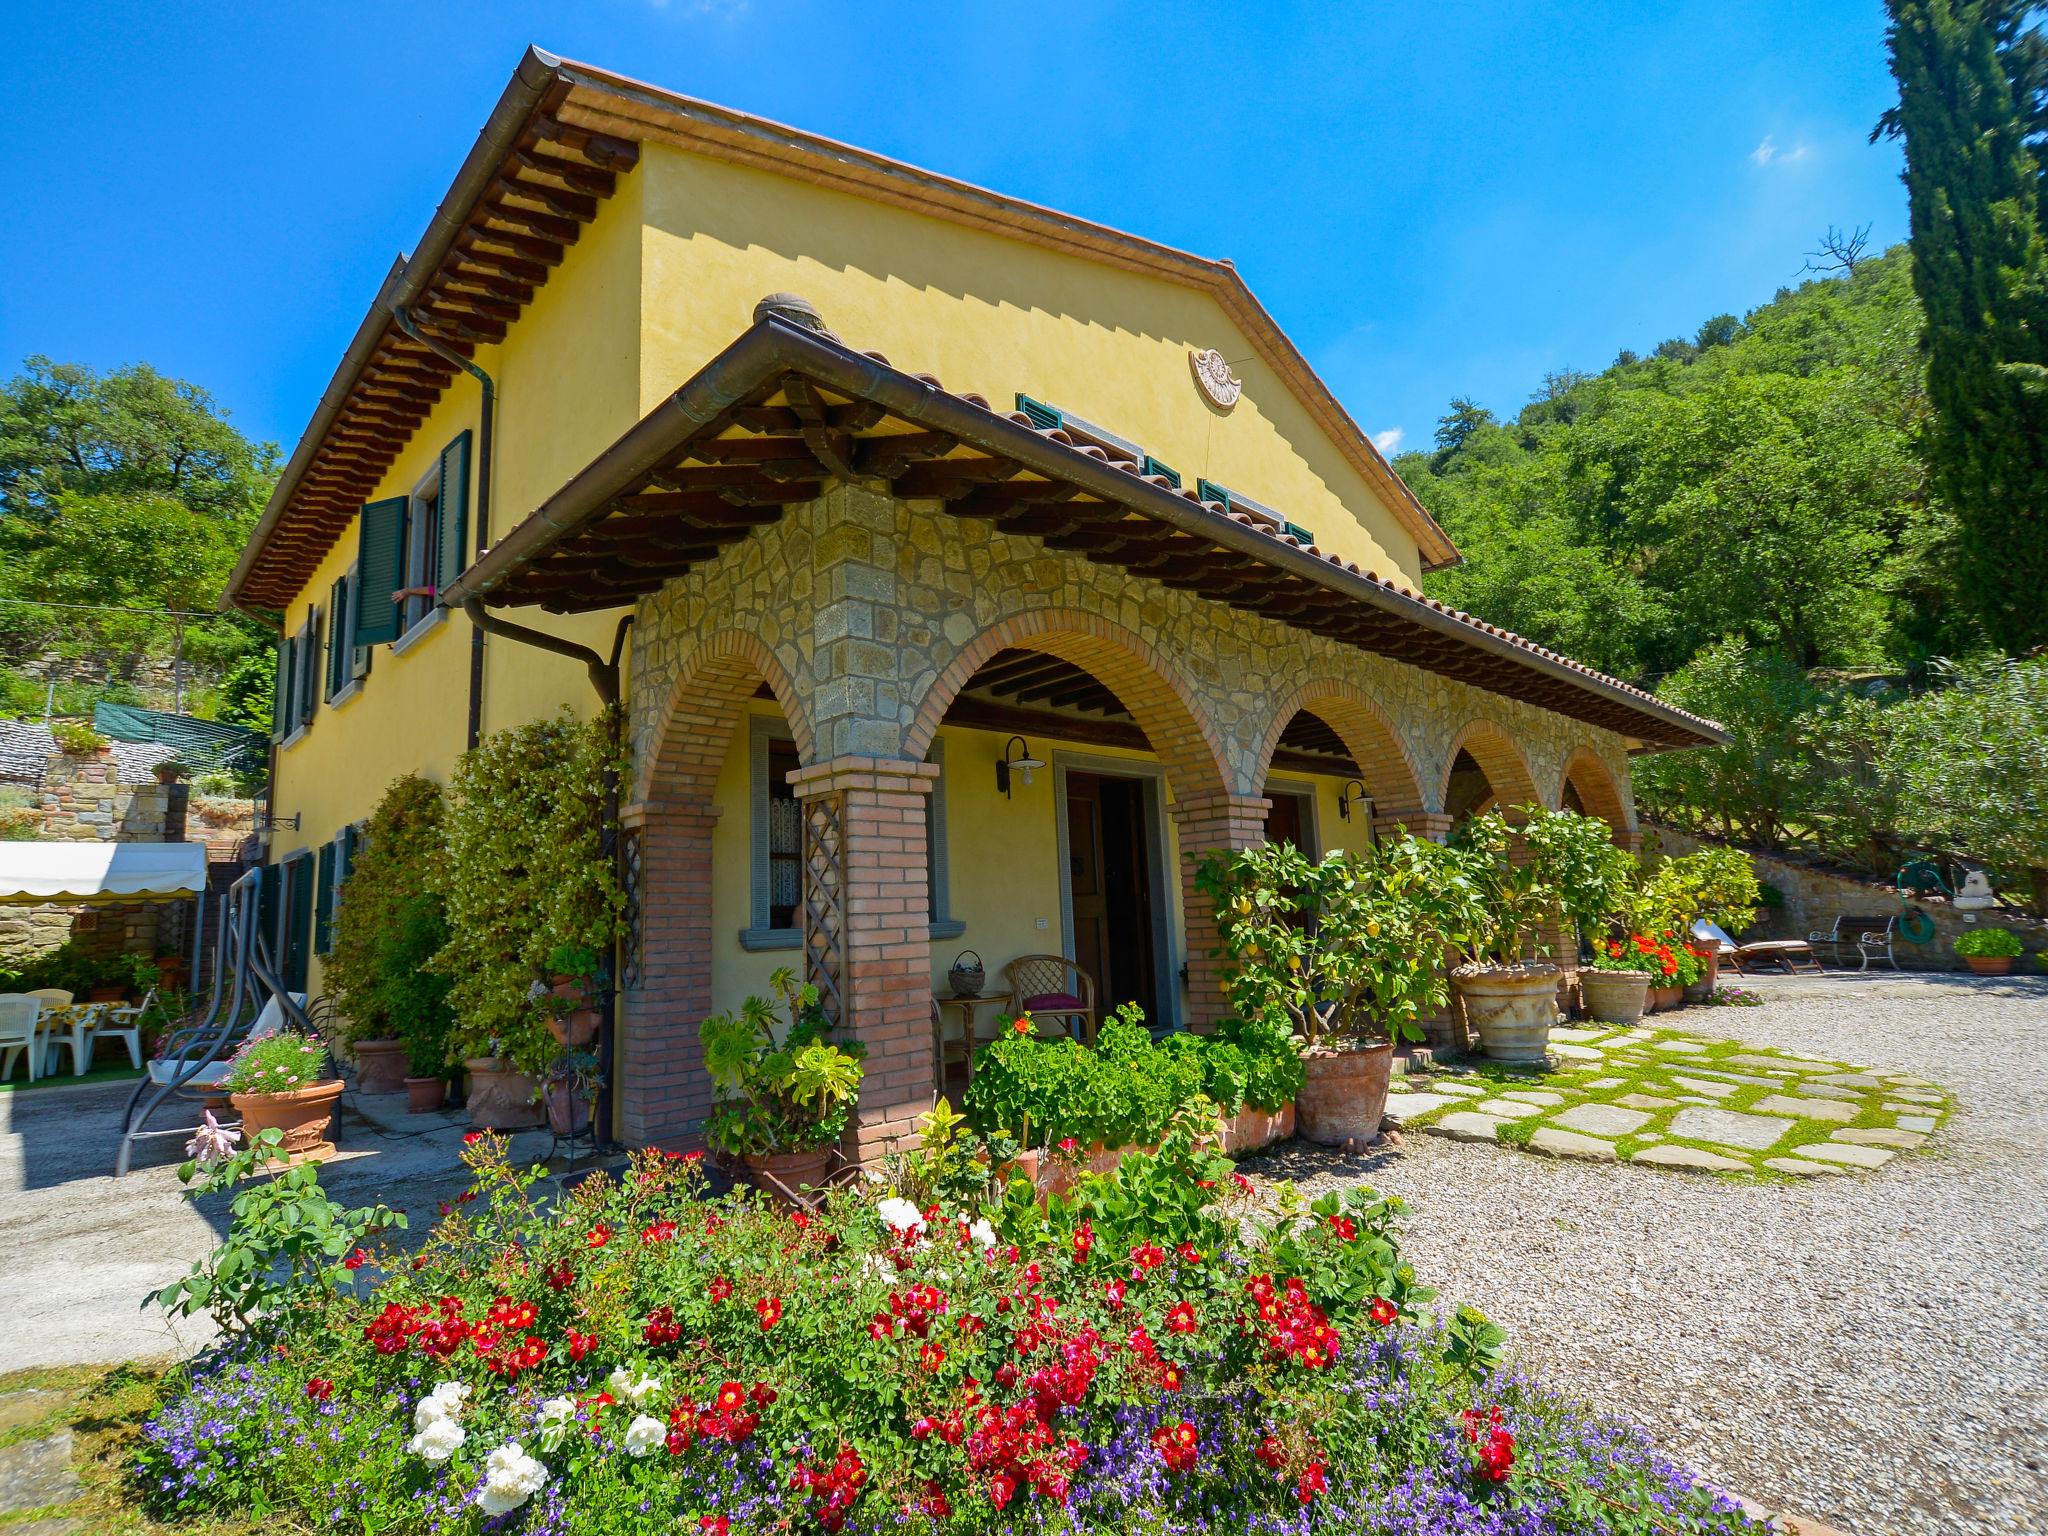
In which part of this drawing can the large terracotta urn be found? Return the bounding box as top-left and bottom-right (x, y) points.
(231, 1080), (344, 1163)
(1579, 970), (1652, 1025)
(463, 1057), (543, 1129)
(743, 1148), (833, 1208)
(1454, 964), (1562, 1062)
(1295, 1043), (1394, 1145)
(351, 1039), (408, 1095)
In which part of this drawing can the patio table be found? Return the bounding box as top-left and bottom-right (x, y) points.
(38, 1002), (110, 1079)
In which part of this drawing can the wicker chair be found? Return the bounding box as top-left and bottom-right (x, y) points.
(1001, 954), (1098, 1045)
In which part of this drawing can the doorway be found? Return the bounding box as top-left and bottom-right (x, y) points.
(1059, 765), (1169, 1027)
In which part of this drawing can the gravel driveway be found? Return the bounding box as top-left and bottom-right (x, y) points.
(1245, 971), (2048, 1536)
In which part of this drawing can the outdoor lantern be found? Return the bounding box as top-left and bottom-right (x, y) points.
(996, 735), (1045, 799)
(1337, 779), (1369, 822)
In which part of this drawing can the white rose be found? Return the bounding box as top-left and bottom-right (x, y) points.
(605, 1367), (661, 1405)
(534, 1396), (576, 1449)
(876, 1196), (926, 1236)
(969, 1218), (997, 1249)
(414, 1381), (470, 1430)
(408, 1415), (467, 1463)
(477, 1440), (548, 1516)
(621, 1413), (666, 1458)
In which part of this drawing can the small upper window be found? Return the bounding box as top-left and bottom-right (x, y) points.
(400, 477), (442, 637)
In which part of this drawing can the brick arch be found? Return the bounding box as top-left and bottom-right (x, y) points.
(634, 629), (816, 809)
(1557, 745), (1634, 836)
(1251, 677), (1428, 817)
(1440, 718), (1542, 822)
(905, 609), (1234, 805)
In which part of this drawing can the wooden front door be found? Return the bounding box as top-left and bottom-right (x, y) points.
(1065, 772), (1160, 1025)
(1264, 791), (1305, 851)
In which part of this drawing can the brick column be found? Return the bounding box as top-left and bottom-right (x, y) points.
(787, 756), (939, 1161)
(617, 797), (722, 1149)
(1171, 790), (1273, 1032)
(1373, 810), (1452, 844)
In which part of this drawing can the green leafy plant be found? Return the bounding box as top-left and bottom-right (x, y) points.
(324, 775), (455, 1078)
(50, 720), (108, 755)
(1953, 925), (2024, 959)
(699, 967), (865, 1156)
(1629, 845), (1761, 937)
(1447, 807), (1635, 969)
(218, 1031), (331, 1097)
(432, 710), (625, 1074)
(151, 1127), (404, 1331)
(1197, 835), (1478, 1052)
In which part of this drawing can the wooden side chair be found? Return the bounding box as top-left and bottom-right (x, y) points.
(1001, 954), (1099, 1045)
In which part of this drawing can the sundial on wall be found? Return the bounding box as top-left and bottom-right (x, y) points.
(1189, 348), (1242, 410)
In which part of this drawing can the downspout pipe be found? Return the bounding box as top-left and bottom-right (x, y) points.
(392, 305), (495, 750)
(462, 601), (633, 1148)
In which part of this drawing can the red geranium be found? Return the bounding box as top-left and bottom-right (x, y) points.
(304, 1377), (332, 1401)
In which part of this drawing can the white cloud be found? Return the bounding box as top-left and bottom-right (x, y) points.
(1372, 427), (1405, 455)
(1751, 135), (1809, 167)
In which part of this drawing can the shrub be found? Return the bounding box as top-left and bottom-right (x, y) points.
(1953, 926), (2024, 959)
(433, 710), (624, 1074)
(219, 1031), (331, 1096)
(1629, 846), (1761, 937)
(50, 719), (108, 755)
(699, 969), (864, 1157)
(134, 1134), (1763, 1536)
(324, 774), (454, 1077)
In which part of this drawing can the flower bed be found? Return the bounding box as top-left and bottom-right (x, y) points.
(135, 1127), (1762, 1535)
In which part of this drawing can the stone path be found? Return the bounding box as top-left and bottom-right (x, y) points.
(1386, 1019), (1951, 1176)
(0, 1387), (81, 1534)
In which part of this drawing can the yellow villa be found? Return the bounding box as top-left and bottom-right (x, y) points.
(228, 48), (1721, 1153)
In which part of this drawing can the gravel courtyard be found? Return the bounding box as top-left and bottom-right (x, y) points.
(1248, 970), (2048, 1536)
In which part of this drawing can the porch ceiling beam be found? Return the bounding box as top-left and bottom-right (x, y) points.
(894, 457), (1030, 499)
(857, 430), (957, 480)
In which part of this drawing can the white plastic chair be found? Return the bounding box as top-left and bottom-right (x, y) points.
(0, 995), (42, 1083)
(95, 988), (149, 1070)
(27, 989), (82, 1078)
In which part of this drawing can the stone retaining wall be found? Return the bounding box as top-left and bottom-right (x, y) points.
(1645, 823), (2048, 972)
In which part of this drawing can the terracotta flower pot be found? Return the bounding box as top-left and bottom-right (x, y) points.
(1963, 955), (2013, 975)
(1295, 1042), (1394, 1145)
(547, 1010), (600, 1048)
(545, 1080), (592, 1135)
(404, 1075), (446, 1113)
(231, 1080), (343, 1162)
(1455, 964), (1562, 1062)
(743, 1148), (833, 1207)
(1214, 1101), (1296, 1155)
(463, 1058), (543, 1130)
(351, 1038), (408, 1095)
(1683, 951), (1720, 1004)
(1580, 970), (1653, 1025)
(1647, 984), (1684, 1012)
(89, 985), (128, 1004)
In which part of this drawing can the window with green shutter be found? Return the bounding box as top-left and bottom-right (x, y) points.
(314, 841), (337, 955)
(354, 496), (408, 647)
(293, 607), (321, 733)
(270, 635), (295, 743)
(436, 431), (472, 595)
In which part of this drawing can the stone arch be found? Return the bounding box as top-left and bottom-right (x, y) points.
(633, 629), (816, 808)
(1439, 718), (1542, 823)
(1250, 677), (1429, 818)
(905, 608), (1234, 806)
(1557, 745), (1634, 837)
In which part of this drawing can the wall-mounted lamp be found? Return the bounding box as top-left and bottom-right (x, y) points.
(1336, 780), (1370, 823)
(996, 736), (1045, 799)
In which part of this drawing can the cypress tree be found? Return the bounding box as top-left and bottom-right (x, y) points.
(1883, 0), (2048, 653)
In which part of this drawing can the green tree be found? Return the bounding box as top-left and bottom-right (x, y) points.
(1430, 397), (1496, 469)
(1881, 0), (2048, 652)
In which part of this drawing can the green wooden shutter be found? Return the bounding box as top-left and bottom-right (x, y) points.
(255, 863), (281, 971)
(326, 578), (347, 698)
(436, 431), (472, 597)
(296, 609), (321, 728)
(284, 854), (315, 992)
(354, 497), (409, 646)
(270, 637), (293, 742)
(314, 841), (337, 955)
(1140, 454), (1180, 487)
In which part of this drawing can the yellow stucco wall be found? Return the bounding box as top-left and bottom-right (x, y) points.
(636, 144), (1425, 586)
(704, 701), (1374, 1025)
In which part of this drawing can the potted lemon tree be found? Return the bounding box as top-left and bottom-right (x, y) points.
(700, 967), (865, 1201)
(1449, 808), (1635, 1061)
(1199, 836), (1474, 1144)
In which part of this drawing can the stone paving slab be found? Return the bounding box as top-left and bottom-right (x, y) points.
(1406, 1018), (1952, 1180)
(0, 1431), (77, 1516)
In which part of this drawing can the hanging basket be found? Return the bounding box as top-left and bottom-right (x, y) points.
(947, 950), (985, 998)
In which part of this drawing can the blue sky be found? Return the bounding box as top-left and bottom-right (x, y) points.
(3, 0), (1907, 463)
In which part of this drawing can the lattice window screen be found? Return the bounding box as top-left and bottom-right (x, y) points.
(620, 824), (644, 991)
(801, 791), (848, 1026)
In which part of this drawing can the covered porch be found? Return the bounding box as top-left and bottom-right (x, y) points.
(438, 311), (1717, 1156)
